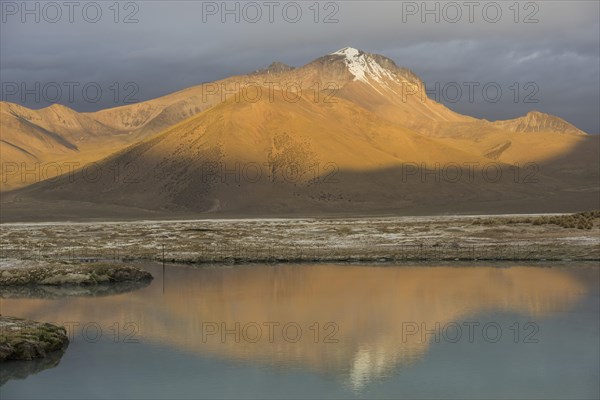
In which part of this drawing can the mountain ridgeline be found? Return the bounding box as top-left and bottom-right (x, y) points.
(1, 47), (597, 220)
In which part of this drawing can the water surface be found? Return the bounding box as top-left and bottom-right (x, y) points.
(1, 264), (599, 399)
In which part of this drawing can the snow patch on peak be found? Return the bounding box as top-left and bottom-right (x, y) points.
(331, 47), (362, 57)
(330, 47), (398, 92)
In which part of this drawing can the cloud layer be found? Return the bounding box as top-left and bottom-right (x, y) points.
(1, 1), (598, 132)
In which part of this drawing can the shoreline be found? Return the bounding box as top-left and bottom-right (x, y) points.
(1, 213), (598, 266)
(0, 211), (593, 226)
(0, 261), (153, 286)
(0, 317), (68, 362)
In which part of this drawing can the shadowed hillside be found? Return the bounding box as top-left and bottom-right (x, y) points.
(1, 48), (597, 220)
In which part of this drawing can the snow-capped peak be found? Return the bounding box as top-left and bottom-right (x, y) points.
(330, 47), (362, 58)
(329, 47), (398, 90)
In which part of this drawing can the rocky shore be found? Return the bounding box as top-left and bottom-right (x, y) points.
(0, 317), (69, 361)
(0, 262), (152, 373)
(0, 261), (153, 286)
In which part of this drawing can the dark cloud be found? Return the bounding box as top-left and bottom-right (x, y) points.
(1, 0), (598, 132)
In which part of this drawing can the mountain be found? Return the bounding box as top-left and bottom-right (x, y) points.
(492, 111), (586, 135)
(251, 62), (295, 75)
(1, 47), (597, 220)
(0, 101), (164, 191)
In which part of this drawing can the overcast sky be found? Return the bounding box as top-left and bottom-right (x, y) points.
(1, 0), (599, 133)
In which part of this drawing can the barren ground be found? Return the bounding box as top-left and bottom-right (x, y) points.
(1, 214), (598, 264)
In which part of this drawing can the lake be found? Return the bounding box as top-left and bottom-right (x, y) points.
(1, 263), (599, 399)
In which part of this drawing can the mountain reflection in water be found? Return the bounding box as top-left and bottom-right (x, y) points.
(2, 264), (591, 390)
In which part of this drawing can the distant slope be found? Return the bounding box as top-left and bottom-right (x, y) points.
(0, 102), (140, 190)
(492, 111), (586, 135)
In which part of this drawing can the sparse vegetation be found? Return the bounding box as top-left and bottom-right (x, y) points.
(1, 216), (598, 264)
(0, 262), (153, 286)
(0, 317), (69, 361)
(336, 226), (353, 235)
(472, 211), (600, 230)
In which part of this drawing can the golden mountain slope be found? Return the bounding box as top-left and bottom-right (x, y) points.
(1, 47), (597, 218)
(6, 85), (597, 217)
(0, 102), (145, 190)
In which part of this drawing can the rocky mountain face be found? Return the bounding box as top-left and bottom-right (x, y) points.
(252, 62), (295, 75)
